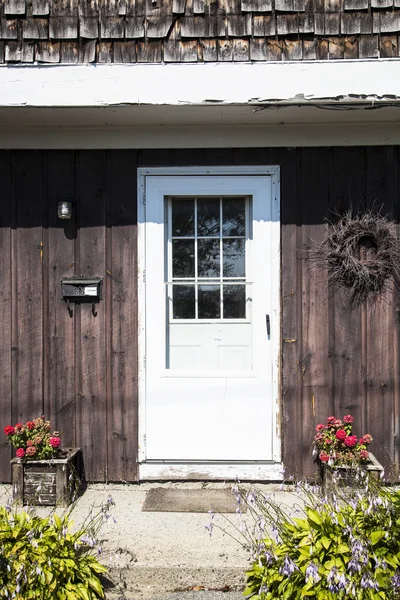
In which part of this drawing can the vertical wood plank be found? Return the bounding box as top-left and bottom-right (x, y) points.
(76, 151), (107, 482)
(56, 463), (68, 506)
(137, 149), (173, 166)
(394, 151), (400, 469)
(46, 151), (76, 447)
(108, 150), (138, 481)
(11, 461), (24, 506)
(298, 148), (332, 478)
(270, 148), (302, 478)
(14, 151), (43, 422)
(0, 151), (13, 480)
(365, 146), (398, 473)
(330, 148), (365, 431)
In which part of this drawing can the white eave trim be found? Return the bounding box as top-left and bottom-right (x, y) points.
(2, 60), (400, 108)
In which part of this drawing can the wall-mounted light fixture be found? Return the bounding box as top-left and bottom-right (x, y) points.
(58, 200), (73, 220)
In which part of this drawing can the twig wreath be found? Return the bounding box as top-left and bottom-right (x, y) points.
(311, 209), (400, 306)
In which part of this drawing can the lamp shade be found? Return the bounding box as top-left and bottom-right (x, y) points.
(58, 201), (72, 220)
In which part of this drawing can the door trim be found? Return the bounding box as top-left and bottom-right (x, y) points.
(137, 166), (281, 479)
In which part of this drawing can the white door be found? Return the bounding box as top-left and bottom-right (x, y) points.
(138, 168), (281, 476)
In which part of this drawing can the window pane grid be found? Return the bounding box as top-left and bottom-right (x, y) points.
(169, 196), (248, 320)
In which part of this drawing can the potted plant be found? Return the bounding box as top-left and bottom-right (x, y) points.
(313, 414), (383, 490)
(4, 416), (82, 506)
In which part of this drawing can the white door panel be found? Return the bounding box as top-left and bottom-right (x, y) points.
(140, 172), (280, 464)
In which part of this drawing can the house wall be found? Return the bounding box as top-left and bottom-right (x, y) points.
(0, 147), (399, 482)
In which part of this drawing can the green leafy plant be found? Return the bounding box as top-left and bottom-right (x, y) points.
(4, 416), (62, 460)
(0, 497), (114, 599)
(210, 477), (400, 599)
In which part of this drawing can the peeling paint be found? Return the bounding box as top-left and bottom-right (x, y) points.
(2, 62), (400, 108)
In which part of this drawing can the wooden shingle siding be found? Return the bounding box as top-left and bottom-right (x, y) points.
(0, 147), (399, 482)
(2, 0), (400, 61)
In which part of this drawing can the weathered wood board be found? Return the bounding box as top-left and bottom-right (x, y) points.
(11, 448), (82, 506)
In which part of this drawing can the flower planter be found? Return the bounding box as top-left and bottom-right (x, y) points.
(11, 448), (82, 507)
(319, 452), (383, 494)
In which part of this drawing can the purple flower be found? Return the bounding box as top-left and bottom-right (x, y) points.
(279, 555), (297, 577)
(391, 571), (400, 591)
(305, 562), (320, 583)
(361, 573), (379, 591)
(327, 568), (347, 593)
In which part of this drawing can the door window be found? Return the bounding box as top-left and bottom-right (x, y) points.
(167, 196), (250, 322)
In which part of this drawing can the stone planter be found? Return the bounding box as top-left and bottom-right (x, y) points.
(11, 448), (82, 507)
(319, 452), (383, 493)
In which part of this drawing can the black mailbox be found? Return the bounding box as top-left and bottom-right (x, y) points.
(61, 277), (103, 315)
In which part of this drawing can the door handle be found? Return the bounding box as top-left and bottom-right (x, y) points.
(266, 314), (271, 336)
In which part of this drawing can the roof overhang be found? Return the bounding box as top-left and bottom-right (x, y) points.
(2, 61), (400, 148)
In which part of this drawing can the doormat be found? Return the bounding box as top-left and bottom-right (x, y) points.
(142, 487), (243, 513)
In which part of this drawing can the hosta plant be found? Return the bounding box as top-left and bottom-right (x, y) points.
(0, 496), (114, 599)
(4, 416), (61, 460)
(210, 477), (400, 599)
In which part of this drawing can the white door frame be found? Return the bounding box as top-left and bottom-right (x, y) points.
(137, 166), (282, 480)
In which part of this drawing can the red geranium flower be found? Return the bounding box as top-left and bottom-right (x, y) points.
(3, 426), (14, 436)
(319, 451), (330, 463)
(315, 424), (325, 432)
(360, 434), (373, 445)
(327, 416), (336, 424)
(336, 429), (347, 441)
(360, 449), (369, 460)
(343, 415), (354, 424)
(14, 423), (23, 431)
(344, 435), (358, 448)
(26, 421), (35, 430)
(49, 436), (61, 448)
(16, 448), (25, 458)
(26, 446), (37, 456)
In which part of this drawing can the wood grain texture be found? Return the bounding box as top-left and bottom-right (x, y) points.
(14, 152), (44, 423)
(0, 148), (399, 482)
(107, 151), (138, 482)
(32, 0), (50, 15)
(330, 148), (365, 432)
(0, 19), (18, 39)
(2, 0), (400, 61)
(23, 18), (48, 39)
(364, 147), (398, 472)
(46, 152), (76, 448)
(298, 149), (332, 478)
(0, 152), (12, 481)
(271, 148), (301, 477)
(11, 462), (24, 505)
(4, 0), (26, 15)
(75, 152), (107, 482)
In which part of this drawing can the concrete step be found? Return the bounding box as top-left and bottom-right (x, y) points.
(104, 566), (246, 599)
(106, 592), (244, 600)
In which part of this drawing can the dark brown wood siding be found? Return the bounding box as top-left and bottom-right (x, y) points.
(0, 147), (399, 481)
(0, 150), (138, 483)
